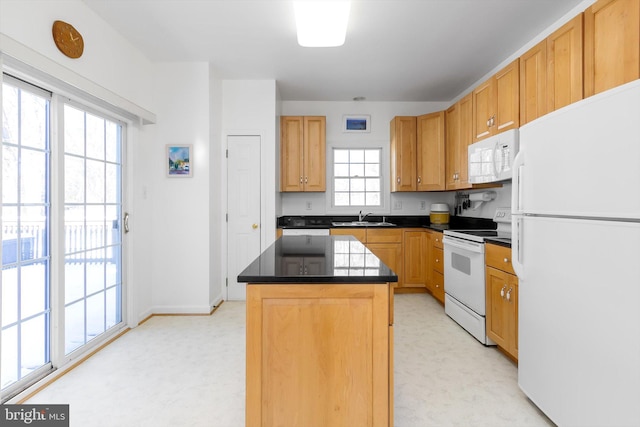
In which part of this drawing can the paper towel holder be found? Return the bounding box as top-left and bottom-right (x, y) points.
(469, 191), (497, 210)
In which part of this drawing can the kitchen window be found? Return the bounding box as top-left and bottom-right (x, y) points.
(333, 148), (381, 207)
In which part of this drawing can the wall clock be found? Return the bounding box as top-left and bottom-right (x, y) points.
(52, 20), (84, 59)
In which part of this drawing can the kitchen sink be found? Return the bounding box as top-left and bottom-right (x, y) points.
(331, 221), (396, 227)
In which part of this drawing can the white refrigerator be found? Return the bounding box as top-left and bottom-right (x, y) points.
(511, 79), (640, 426)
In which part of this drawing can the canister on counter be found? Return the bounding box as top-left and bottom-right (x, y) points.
(429, 203), (450, 224)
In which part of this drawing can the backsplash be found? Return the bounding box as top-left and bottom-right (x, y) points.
(280, 191), (456, 217)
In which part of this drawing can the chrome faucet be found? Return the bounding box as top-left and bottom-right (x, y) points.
(358, 210), (373, 222)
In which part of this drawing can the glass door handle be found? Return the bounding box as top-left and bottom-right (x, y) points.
(124, 212), (130, 233)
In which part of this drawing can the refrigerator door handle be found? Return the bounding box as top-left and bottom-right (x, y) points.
(511, 216), (524, 279)
(511, 150), (524, 215)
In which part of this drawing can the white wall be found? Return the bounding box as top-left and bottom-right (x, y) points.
(0, 0), (154, 112)
(148, 62), (212, 313)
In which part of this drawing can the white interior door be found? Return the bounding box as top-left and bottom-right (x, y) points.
(227, 135), (261, 300)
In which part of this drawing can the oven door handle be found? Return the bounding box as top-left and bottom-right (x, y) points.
(443, 236), (484, 253)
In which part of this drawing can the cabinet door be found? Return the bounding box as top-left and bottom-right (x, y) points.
(431, 270), (444, 304)
(510, 279), (518, 359)
(584, 0), (640, 96)
(246, 284), (390, 427)
(330, 228), (366, 243)
(520, 40), (547, 126)
(445, 102), (460, 189)
(486, 266), (510, 350)
(486, 266), (518, 359)
(472, 78), (493, 141)
(416, 112), (445, 191)
(548, 14), (583, 112)
(456, 93), (473, 189)
(390, 116), (417, 192)
(367, 242), (403, 287)
(280, 116), (304, 191)
(403, 230), (426, 287)
(303, 116), (326, 191)
(495, 59), (520, 133)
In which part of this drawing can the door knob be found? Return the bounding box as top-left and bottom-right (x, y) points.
(252, 223), (259, 229)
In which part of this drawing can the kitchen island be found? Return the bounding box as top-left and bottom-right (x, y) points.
(238, 235), (398, 427)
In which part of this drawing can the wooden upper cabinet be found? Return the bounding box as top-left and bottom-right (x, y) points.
(390, 116), (417, 192)
(445, 93), (472, 190)
(584, 0), (640, 97)
(416, 111), (445, 191)
(472, 78), (493, 141)
(445, 101), (460, 190)
(494, 59), (520, 133)
(473, 59), (519, 142)
(457, 93), (473, 188)
(520, 14), (583, 125)
(280, 116), (305, 191)
(303, 116), (326, 192)
(547, 14), (583, 111)
(280, 116), (326, 192)
(520, 40), (548, 126)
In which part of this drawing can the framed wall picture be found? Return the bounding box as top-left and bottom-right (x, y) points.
(343, 115), (371, 133)
(167, 144), (193, 177)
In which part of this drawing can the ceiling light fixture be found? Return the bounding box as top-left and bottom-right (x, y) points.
(294, 1), (351, 47)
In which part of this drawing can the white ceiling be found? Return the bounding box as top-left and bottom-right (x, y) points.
(82, 0), (586, 102)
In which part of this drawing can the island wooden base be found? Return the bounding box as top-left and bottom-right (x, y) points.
(246, 283), (394, 427)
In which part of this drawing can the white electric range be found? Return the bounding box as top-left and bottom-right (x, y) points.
(442, 207), (511, 344)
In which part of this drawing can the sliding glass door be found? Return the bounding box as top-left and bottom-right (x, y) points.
(1, 78), (52, 391)
(63, 103), (123, 355)
(1, 75), (125, 398)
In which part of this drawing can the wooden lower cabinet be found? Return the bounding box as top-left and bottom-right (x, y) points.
(485, 244), (518, 360)
(426, 230), (445, 304)
(402, 229), (427, 288)
(246, 283), (393, 427)
(330, 228), (404, 287)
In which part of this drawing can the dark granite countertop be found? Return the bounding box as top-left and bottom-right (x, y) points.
(485, 237), (512, 248)
(277, 215), (496, 231)
(237, 235), (398, 284)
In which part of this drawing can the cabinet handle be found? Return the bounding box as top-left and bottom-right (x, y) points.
(300, 176), (303, 184)
(435, 258), (439, 263)
(506, 287), (513, 302)
(503, 257), (509, 263)
(397, 177), (401, 184)
(435, 238), (439, 243)
(417, 176), (421, 184)
(304, 176), (308, 183)
(500, 285), (506, 298)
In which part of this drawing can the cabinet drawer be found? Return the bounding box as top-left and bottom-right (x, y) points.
(330, 228), (366, 243)
(367, 229), (403, 243)
(485, 243), (515, 275)
(431, 247), (444, 273)
(431, 270), (444, 303)
(431, 232), (443, 249)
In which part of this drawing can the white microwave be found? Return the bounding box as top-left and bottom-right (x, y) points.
(468, 129), (519, 184)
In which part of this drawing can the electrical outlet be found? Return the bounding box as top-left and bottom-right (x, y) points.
(393, 200), (402, 210)
(305, 201), (312, 210)
(420, 201), (426, 210)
